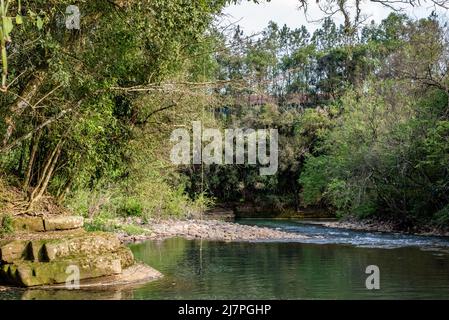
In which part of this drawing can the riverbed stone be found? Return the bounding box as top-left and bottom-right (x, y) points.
(44, 216), (84, 231)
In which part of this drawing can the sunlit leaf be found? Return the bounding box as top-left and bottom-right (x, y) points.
(3, 17), (14, 36)
(36, 16), (43, 30)
(15, 15), (23, 25)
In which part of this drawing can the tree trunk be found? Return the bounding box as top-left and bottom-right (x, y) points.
(2, 71), (45, 147)
(57, 175), (75, 203)
(27, 139), (63, 208)
(32, 145), (62, 204)
(23, 130), (42, 190)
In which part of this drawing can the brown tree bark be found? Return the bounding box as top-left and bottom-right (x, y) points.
(27, 139), (64, 209)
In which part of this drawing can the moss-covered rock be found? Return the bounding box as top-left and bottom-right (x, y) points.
(28, 239), (48, 262)
(2, 215), (84, 233)
(0, 229), (135, 287)
(43, 232), (121, 261)
(1, 247), (134, 287)
(11, 216), (45, 232)
(0, 240), (28, 263)
(0, 264), (19, 285)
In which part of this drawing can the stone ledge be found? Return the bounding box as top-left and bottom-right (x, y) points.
(0, 247), (134, 287)
(43, 232), (121, 262)
(44, 216), (84, 231)
(0, 232), (122, 264)
(36, 263), (163, 290)
(7, 215), (84, 233)
(12, 216), (45, 232)
(0, 263), (162, 300)
(0, 240), (28, 263)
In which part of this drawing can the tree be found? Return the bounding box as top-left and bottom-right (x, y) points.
(0, 0), (231, 213)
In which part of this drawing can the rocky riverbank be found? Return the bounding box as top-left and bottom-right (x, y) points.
(116, 219), (309, 243)
(321, 217), (449, 237)
(0, 214), (161, 288)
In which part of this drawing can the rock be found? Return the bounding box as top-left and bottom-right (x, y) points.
(0, 240), (29, 263)
(116, 247), (134, 269)
(1, 233), (122, 263)
(44, 216), (84, 231)
(0, 213), (144, 289)
(43, 232), (121, 261)
(11, 216), (45, 232)
(204, 207), (235, 221)
(0, 264), (19, 285)
(0, 227), (136, 288)
(20, 263), (162, 299)
(15, 257), (119, 287)
(28, 240), (47, 262)
(0, 247), (134, 287)
(138, 219), (308, 242)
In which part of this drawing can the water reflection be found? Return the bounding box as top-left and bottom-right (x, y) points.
(128, 237), (449, 299)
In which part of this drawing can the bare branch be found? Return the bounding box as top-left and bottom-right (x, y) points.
(0, 101), (81, 154)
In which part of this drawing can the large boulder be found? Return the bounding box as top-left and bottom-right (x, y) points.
(0, 230), (135, 287)
(1, 233), (120, 263)
(42, 232), (121, 261)
(0, 247), (134, 287)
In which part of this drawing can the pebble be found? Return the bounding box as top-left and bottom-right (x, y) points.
(119, 219), (308, 243)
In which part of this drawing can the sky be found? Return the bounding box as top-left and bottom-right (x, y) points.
(222, 0), (448, 34)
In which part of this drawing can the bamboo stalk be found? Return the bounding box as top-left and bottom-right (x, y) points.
(0, 0), (7, 90)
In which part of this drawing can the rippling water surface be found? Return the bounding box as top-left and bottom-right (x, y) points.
(238, 219), (449, 250)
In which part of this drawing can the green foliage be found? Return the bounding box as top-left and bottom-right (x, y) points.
(119, 198), (143, 217)
(0, 214), (14, 236)
(83, 213), (149, 236)
(1, 0), (230, 218)
(183, 13), (449, 225)
(120, 224), (149, 236)
(299, 156), (331, 206)
(434, 206), (449, 226)
(300, 76), (449, 224)
(192, 192), (216, 214)
(83, 214), (116, 233)
(1, 1), (448, 232)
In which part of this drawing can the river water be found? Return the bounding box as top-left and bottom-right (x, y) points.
(2, 219), (449, 299)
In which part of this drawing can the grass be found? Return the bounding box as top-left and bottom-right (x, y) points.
(84, 214), (150, 236)
(0, 214), (14, 237)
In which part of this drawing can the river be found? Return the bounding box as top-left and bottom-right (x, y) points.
(2, 219), (449, 299)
